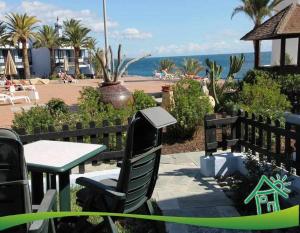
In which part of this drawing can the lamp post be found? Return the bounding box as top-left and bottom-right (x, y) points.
(102, 0), (109, 55)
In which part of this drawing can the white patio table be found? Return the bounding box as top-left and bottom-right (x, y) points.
(24, 140), (106, 211)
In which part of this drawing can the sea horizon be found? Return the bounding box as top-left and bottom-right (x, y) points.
(128, 51), (272, 80)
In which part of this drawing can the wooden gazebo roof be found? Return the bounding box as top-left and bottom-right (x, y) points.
(241, 3), (300, 41)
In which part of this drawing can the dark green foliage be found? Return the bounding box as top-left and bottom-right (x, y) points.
(78, 87), (133, 125)
(239, 76), (291, 121)
(132, 90), (156, 111)
(242, 69), (273, 85)
(13, 106), (55, 133)
(46, 98), (69, 116)
(275, 74), (300, 92)
(78, 87), (105, 120)
(169, 78), (213, 139)
(243, 69), (300, 92)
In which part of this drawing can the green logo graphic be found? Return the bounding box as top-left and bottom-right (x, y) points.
(244, 174), (291, 215)
(0, 206), (298, 231)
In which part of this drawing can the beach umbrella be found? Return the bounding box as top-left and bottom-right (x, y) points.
(4, 50), (17, 77)
(64, 56), (69, 72)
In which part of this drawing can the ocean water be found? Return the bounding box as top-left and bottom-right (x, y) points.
(127, 52), (271, 80)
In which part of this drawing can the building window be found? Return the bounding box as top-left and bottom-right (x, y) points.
(17, 49), (23, 58)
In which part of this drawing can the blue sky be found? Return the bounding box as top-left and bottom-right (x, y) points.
(0, 0), (272, 57)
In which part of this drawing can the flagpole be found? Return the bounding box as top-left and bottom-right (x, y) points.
(102, 0), (109, 54)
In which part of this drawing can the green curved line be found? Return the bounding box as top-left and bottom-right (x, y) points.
(0, 205), (298, 231)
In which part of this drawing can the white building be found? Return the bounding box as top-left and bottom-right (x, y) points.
(31, 18), (92, 77)
(0, 18), (93, 78)
(0, 43), (32, 77)
(271, 0), (300, 66)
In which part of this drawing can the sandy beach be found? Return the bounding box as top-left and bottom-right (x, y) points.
(0, 76), (176, 128)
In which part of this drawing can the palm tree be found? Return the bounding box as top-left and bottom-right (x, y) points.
(231, 0), (283, 67)
(92, 48), (104, 78)
(181, 58), (203, 77)
(63, 19), (91, 78)
(86, 37), (97, 65)
(5, 13), (39, 79)
(34, 25), (61, 76)
(158, 59), (176, 73)
(0, 22), (8, 46)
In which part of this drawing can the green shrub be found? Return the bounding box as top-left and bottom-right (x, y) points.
(78, 87), (133, 125)
(169, 78), (213, 139)
(13, 106), (54, 133)
(78, 87), (105, 121)
(132, 90), (156, 111)
(46, 98), (69, 116)
(49, 73), (59, 80)
(243, 69), (273, 85)
(239, 76), (291, 121)
(275, 74), (300, 92)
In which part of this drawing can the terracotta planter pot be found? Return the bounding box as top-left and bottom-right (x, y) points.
(162, 85), (171, 92)
(99, 82), (133, 109)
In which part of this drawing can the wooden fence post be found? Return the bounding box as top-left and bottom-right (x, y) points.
(275, 119), (281, 166)
(251, 113), (256, 155)
(266, 117), (272, 163)
(285, 114), (300, 174)
(244, 111), (249, 152)
(235, 110), (242, 152)
(204, 114), (217, 156)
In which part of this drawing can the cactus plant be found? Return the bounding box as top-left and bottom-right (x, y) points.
(96, 44), (151, 84)
(227, 54), (245, 80)
(205, 59), (223, 105)
(206, 54), (244, 108)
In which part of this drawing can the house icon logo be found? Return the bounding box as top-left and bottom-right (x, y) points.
(244, 174), (291, 215)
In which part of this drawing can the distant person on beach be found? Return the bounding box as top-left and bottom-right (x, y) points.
(58, 71), (75, 83)
(153, 70), (163, 79)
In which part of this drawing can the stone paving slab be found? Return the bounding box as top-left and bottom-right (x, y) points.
(155, 152), (249, 233)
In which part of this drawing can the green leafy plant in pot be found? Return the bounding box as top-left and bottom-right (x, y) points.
(97, 44), (150, 109)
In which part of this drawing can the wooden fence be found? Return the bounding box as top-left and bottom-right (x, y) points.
(205, 110), (300, 175)
(16, 118), (130, 174)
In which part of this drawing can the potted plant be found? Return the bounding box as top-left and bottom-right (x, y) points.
(96, 44), (150, 108)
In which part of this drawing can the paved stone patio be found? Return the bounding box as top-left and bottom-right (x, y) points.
(76, 152), (249, 233)
(153, 152), (248, 233)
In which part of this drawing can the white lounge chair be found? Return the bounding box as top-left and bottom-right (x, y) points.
(0, 93), (30, 105)
(162, 70), (175, 80)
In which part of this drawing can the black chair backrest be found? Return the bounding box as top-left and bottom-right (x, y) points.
(0, 129), (31, 232)
(117, 107), (176, 213)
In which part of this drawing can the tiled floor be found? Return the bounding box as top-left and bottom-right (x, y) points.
(154, 152), (249, 233)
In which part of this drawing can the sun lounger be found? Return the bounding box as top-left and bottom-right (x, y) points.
(0, 93), (30, 105)
(162, 70), (175, 80)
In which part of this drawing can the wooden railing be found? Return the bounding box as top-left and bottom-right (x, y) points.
(204, 110), (300, 175)
(16, 119), (130, 174)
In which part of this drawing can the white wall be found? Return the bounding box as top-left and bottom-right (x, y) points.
(31, 48), (51, 77)
(271, 0), (300, 66)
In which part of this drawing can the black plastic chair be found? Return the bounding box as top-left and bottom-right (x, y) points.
(0, 128), (57, 233)
(76, 107), (177, 232)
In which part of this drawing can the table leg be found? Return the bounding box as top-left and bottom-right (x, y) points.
(59, 171), (70, 211)
(31, 171), (44, 205)
(50, 174), (57, 189)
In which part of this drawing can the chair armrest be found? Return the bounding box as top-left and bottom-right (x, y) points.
(117, 161), (123, 168)
(29, 190), (56, 233)
(76, 177), (126, 200)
